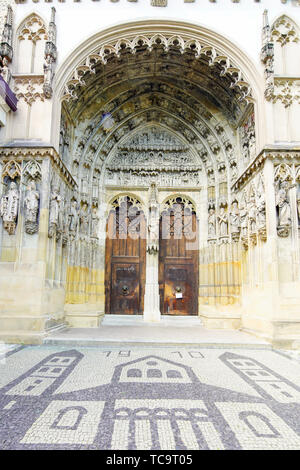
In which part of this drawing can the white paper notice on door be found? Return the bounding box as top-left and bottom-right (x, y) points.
(176, 293), (183, 299)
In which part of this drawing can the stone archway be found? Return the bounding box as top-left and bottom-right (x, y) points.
(51, 20), (264, 327)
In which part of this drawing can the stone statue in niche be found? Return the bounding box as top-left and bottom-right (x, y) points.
(208, 208), (216, 239)
(147, 182), (159, 253)
(256, 192), (267, 242)
(248, 193), (257, 245)
(24, 181), (40, 235)
(79, 202), (89, 236)
(68, 200), (79, 238)
(218, 206), (228, 238)
(91, 206), (100, 239)
(230, 201), (240, 242)
(240, 200), (249, 249)
(48, 186), (61, 238)
(0, 181), (19, 235)
(248, 134), (256, 161)
(61, 200), (69, 246)
(248, 193), (257, 234)
(276, 180), (293, 237)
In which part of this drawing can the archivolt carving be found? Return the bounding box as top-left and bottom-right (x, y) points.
(62, 32), (253, 103)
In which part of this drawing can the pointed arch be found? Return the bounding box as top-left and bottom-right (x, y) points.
(15, 12), (48, 74)
(271, 14), (300, 46)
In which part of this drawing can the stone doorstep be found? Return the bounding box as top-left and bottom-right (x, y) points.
(102, 314), (203, 326)
(43, 337), (272, 349)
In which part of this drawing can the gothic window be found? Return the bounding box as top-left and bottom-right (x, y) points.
(271, 15), (300, 76)
(16, 14), (47, 74)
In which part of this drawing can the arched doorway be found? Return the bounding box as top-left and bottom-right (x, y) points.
(54, 20), (262, 327)
(105, 195), (146, 315)
(159, 196), (199, 316)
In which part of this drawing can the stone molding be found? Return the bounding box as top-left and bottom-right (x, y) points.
(232, 149), (300, 192)
(0, 146), (77, 188)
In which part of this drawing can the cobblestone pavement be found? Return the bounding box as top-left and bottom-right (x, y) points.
(0, 345), (300, 450)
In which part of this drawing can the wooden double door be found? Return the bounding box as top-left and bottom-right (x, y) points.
(105, 198), (199, 316)
(105, 199), (146, 315)
(159, 201), (199, 316)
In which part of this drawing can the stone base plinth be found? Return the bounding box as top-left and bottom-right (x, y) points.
(64, 303), (104, 328)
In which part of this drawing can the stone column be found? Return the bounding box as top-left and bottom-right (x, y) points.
(144, 250), (161, 322)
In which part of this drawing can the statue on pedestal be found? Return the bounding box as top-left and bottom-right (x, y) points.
(218, 206), (228, 237)
(230, 201), (240, 242)
(276, 180), (293, 237)
(147, 182), (159, 254)
(24, 181), (40, 234)
(0, 181), (19, 235)
(48, 186), (61, 238)
(208, 208), (216, 239)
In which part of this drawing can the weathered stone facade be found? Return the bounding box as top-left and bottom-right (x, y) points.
(1, 0), (300, 348)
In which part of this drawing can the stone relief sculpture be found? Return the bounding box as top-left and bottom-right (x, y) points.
(0, 181), (19, 235)
(48, 186), (61, 238)
(24, 181), (40, 235)
(105, 126), (201, 188)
